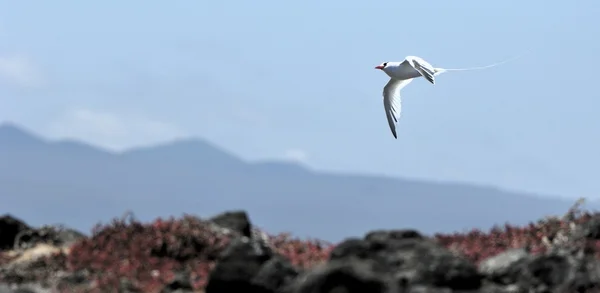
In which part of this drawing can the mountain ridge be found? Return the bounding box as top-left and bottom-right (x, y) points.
(0, 122), (589, 241)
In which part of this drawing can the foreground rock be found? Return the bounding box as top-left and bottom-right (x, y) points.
(281, 229), (600, 293)
(0, 216), (30, 251)
(206, 221), (600, 293)
(3, 208), (600, 292)
(205, 210), (301, 293)
(0, 215), (87, 293)
(0, 215), (86, 252)
(284, 229), (481, 293)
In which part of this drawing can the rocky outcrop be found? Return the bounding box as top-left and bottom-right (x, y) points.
(282, 232), (600, 293)
(2, 209), (600, 292)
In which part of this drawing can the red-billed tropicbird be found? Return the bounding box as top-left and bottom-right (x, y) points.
(375, 53), (527, 139)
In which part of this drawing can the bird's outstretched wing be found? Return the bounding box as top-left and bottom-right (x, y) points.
(383, 78), (413, 139)
(406, 56), (436, 84)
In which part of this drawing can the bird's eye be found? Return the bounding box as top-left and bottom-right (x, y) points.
(383, 62), (388, 67)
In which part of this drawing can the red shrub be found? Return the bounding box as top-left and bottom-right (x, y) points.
(265, 231), (333, 268)
(433, 199), (599, 263)
(65, 214), (231, 292)
(63, 214), (334, 292)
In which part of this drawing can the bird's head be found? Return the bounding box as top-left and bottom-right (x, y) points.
(374, 62), (388, 70)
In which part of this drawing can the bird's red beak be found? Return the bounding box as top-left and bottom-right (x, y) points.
(375, 65), (384, 70)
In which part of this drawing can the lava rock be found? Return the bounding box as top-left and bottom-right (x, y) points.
(478, 250), (600, 293)
(560, 255), (600, 293)
(478, 248), (530, 285)
(209, 210), (252, 238)
(284, 259), (389, 293)
(0, 215), (31, 250)
(329, 229), (483, 291)
(507, 253), (575, 293)
(365, 229), (424, 242)
(328, 238), (370, 260)
(253, 255), (300, 292)
(205, 237), (273, 293)
(14, 225), (86, 250)
(577, 215), (600, 240)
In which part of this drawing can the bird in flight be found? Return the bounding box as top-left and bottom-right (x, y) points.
(375, 53), (527, 139)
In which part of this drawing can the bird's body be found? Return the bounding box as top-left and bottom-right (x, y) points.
(380, 56), (444, 82)
(375, 53), (525, 139)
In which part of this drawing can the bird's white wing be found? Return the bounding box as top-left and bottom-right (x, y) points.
(383, 78), (413, 139)
(406, 56), (436, 84)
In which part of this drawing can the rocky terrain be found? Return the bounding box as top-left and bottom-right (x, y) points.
(2, 199), (600, 293)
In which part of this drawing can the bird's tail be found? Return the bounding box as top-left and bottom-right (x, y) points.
(433, 68), (447, 75)
(437, 49), (532, 72)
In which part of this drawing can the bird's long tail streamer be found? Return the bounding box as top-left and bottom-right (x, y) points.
(437, 49), (532, 72)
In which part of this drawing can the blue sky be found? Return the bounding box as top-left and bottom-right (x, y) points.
(0, 0), (598, 199)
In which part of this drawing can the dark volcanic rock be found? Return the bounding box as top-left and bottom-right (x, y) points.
(284, 259), (388, 293)
(206, 227), (300, 293)
(0, 214), (85, 251)
(478, 248), (531, 285)
(205, 237), (273, 293)
(14, 225), (86, 250)
(577, 215), (600, 241)
(328, 237), (370, 260)
(561, 255), (600, 293)
(365, 229), (424, 242)
(0, 215), (30, 250)
(209, 210), (252, 238)
(518, 253), (571, 289)
(329, 229), (483, 291)
(513, 252), (600, 293)
(253, 255), (300, 292)
(477, 249), (600, 292)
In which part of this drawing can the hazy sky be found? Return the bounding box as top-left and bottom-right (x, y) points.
(0, 0), (598, 199)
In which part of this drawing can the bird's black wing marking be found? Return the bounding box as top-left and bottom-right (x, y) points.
(412, 60), (435, 85)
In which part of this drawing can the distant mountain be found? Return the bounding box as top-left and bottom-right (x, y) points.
(0, 122), (589, 241)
